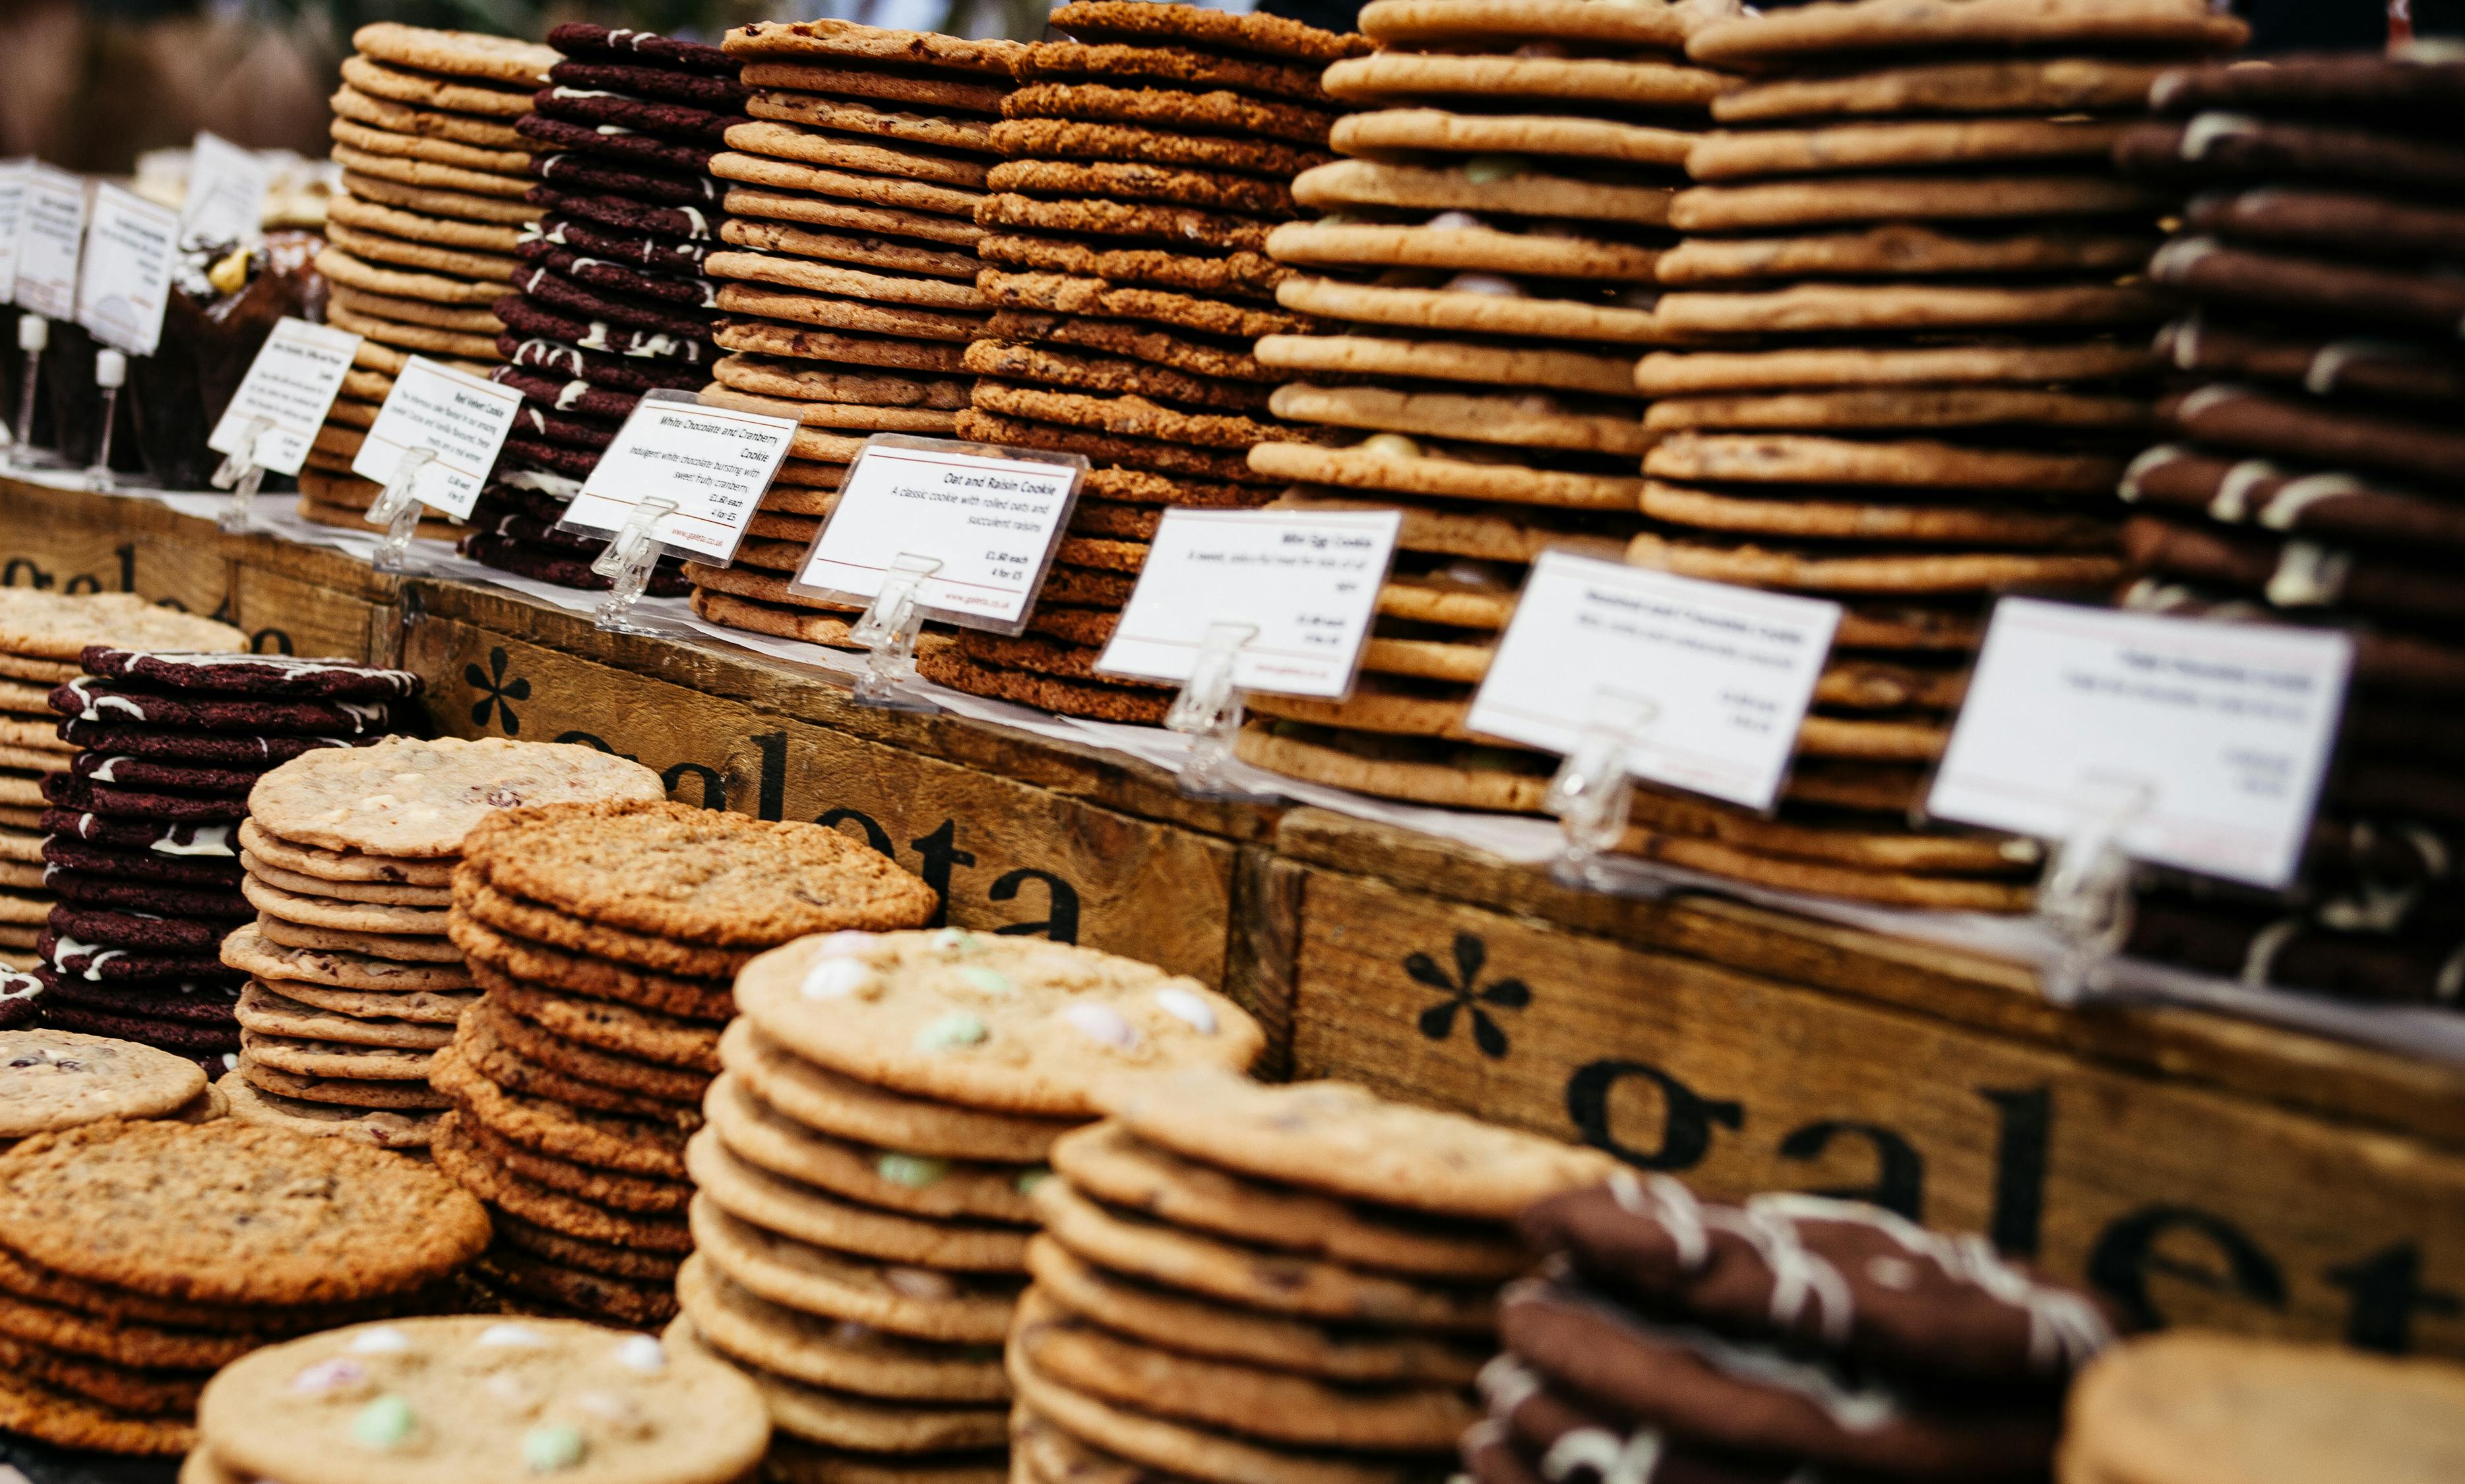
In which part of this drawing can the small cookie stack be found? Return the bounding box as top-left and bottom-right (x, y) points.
(1237, 0), (1716, 800)
(2061, 1332), (2465, 1484)
(1474, 1175), (2118, 1484)
(687, 931), (1262, 1480)
(677, 20), (1020, 651)
(433, 800), (939, 1326)
(920, 1), (1369, 719)
(1011, 1072), (1609, 1484)
(466, 23), (747, 595)
(0, 595), (245, 972)
(192, 1316), (772, 1484)
(0, 1119), (489, 1456)
(0, 1027), (220, 1144)
(221, 735), (664, 1149)
(2109, 51), (2465, 1008)
(307, 22), (557, 537)
(44, 645), (411, 1078)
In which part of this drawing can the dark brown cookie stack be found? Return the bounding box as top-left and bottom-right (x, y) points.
(431, 799), (939, 1328)
(1233, 0), (1716, 811)
(675, 20), (1021, 650)
(0, 1119), (489, 1456)
(2105, 50), (2465, 1008)
(1007, 1072), (1609, 1484)
(305, 22), (557, 538)
(1598, 0), (2245, 908)
(916, 1), (1369, 720)
(1476, 1174), (2120, 1484)
(38, 648), (408, 1080)
(464, 22), (747, 595)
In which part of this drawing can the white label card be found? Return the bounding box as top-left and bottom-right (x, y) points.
(207, 317), (362, 476)
(1095, 508), (1400, 700)
(561, 392), (798, 562)
(75, 183), (179, 357)
(348, 355), (523, 521)
(14, 164), (86, 321)
(1464, 551), (1843, 811)
(0, 160), (30, 306)
(179, 133), (270, 247)
(789, 436), (1086, 631)
(1928, 598), (2352, 889)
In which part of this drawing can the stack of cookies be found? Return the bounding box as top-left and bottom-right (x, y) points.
(1011, 1072), (1609, 1484)
(918, 1), (1369, 718)
(193, 1316), (772, 1484)
(465, 22), (747, 594)
(1, 594), (245, 972)
(2061, 1331), (2465, 1484)
(1592, 0), (2247, 907)
(687, 931), (1262, 1480)
(674, 20), (1020, 651)
(2107, 51), (2465, 1008)
(45, 644), (416, 1078)
(433, 799), (941, 1326)
(1235, 0), (1716, 795)
(0, 1119), (489, 1456)
(1474, 1174), (2119, 1484)
(307, 22), (557, 537)
(221, 735), (665, 1149)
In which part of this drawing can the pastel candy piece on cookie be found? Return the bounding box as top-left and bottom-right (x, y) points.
(734, 930), (1261, 1117)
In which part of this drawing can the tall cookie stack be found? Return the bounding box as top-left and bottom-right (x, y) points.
(1589, 0), (2248, 907)
(918, 1), (1369, 720)
(672, 20), (1018, 652)
(1011, 1072), (1607, 1484)
(0, 1119), (489, 1456)
(2107, 51), (2465, 1009)
(686, 931), (1261, 1480)
(1474, 1175), (2119, 1484)
(0, 595), (244, 974)
(220, 735), (664, 1150)
(432, 800), (941, 1326)
(465, 23), (747, 595)
(307, 23), (557, 538)
(1235, 0), (1716, 802)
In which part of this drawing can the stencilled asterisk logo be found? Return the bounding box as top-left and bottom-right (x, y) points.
(1406, 933), (1531, 1060)
(466, 646), (530, 735)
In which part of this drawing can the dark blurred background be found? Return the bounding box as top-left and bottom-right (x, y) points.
(0, 0), (2442, 173)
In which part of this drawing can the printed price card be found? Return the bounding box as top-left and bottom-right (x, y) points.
(349, 355), (523, 520)
(1095, 507), (1401, 700)
(0, 160), (30, 305)
(75, 183), (180, 356)
(207, 317), (363, 476)
(1463, 551), (1842, 811)
(179, 133), (272, 247)
(789, 434), (1086, 633)
(560, 391), (798, 562)
(1928, 597), (2352, 889)
(14, 164), (87, 321)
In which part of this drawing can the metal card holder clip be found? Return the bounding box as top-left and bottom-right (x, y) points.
(588, 495), (679, 635)
(212, 414), (274, 532)
(364, 446), (437, 574)
(82, 349), (126, 492)
(848, 552), (942, 710)
(1164, 620), (1259, 799)
(2036, 774), (2152, 1005)
(1545, 691), (1659, 892)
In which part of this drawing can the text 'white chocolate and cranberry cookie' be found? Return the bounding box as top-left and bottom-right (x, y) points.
(191, 1315), (770, 1484)
(1007, 1070), (1612, 1484)
(466, 22), (745, 595)
(0, 1119), (489, 1455)
(2107, 49), (2465, 1010)
(39, 644), (400, 1076)
(683, 929), (1260, 1481)
(431, 798), (940, 1330)
(309, 22), (557, 540)
(222, 735), (662, 1151)
(1473, 1172), (2121, 1484)
(0, 594), (247, 976)
(681, 20), (1021, 656)
(1236, 0), (1718, 821)
(918, 1), (1367, 721)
